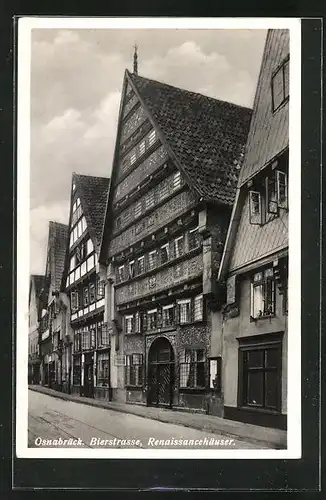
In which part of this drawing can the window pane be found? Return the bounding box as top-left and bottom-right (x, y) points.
(247, 350), (264, 368)
(265, 371), (278, 409)
(252, 284), (263, 317)
(247, 371), (264, 406)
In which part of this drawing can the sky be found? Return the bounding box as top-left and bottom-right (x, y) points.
(29, 27), (267, 275)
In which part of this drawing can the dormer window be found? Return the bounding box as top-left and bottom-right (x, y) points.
(272, 57), (289, 111)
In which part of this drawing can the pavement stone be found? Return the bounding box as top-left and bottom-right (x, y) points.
(28, 384), (287, 449)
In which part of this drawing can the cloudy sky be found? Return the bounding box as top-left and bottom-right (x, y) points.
(29, 27), (267, 275)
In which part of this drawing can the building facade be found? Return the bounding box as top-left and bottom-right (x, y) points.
(99, 69), (252, 412)
(62, 174), (110, 400)
(28, 275), (44, 384)
(218, 29), (289, 430)
(38, 221), (69, 389)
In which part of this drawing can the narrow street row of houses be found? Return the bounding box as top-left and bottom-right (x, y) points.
(29, 29), (289, 431)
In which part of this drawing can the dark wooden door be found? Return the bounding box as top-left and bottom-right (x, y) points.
(84, 362), (94, 398)
(148, 338), (174, 407)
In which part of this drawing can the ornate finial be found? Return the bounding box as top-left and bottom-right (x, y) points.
(133, 44), (138, 75)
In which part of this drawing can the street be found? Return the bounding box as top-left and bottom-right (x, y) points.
(28, 390), (266, 449)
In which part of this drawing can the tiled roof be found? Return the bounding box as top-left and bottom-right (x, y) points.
(74, 174), (110, 250)
(128, 71), (252, 206)
(48, 221), (69, 294)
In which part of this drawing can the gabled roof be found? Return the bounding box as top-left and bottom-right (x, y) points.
(73, 174), (110, 250)
(127, 71), (252, 205)
(29, 274), (45, 305)
(44, 221), (69, 300)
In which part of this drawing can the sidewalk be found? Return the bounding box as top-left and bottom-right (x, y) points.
(29, 384), (287, 449)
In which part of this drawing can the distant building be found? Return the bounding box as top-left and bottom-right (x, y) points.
(99, 67), (252, 412)
(28, 274), (44, 384)
(62, 174), (110, 400)
(218, 29), (289, 430)
(38, 221), (69, 388)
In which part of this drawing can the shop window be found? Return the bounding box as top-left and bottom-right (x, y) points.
(125, 314), (134, 334)
(272, 58), (289, 111)
(179, 349), (206, 388)
(239, 337), (282, 411)
(97, 351), (110, 387)
(193, 294), (203, 322)
(162, 304), (174, 327)
(147, 309), (158, 330)
(251, 268), (275, 319)
(125, 354), (143, 387)
(177, 299), (191, 324)
(160, 243), (169, 264)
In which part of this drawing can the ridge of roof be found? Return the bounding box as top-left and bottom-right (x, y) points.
(126, 70), (252, 206)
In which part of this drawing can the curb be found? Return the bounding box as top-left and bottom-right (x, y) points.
(29, 386), (286, 449)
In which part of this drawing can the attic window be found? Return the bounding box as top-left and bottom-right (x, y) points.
(272, 58), (289, 111)
(148, 130), (156, 147)
(249, 191), (262, 225)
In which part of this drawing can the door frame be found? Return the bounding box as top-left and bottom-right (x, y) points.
(147, 337), (175, 408)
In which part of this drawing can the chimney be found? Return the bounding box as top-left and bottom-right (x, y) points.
(133, 44), (138, 75)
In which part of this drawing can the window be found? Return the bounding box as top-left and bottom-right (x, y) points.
(125, 315), (134, 334)
(162, 304), (174, 327)
(249, 191), (262, 224)
(71, 291), (79, 312)
(147, 309), (158, 330)
(266, 173), (278, 216)
(134, 200), (142, 218)
(139, 140), (146, 156)
(89, 283), (96, 303)
(160, 243), (169, 264)
(87, 239), (94, 255)
(97, 279), (105, 299)
(174, 235), (184, 258)
(148, 250), (157, 270)
(179, 349), (206, 388)
(118, 265), (125, 283)
(97, 351), (109, 387)
(194, 294), (203, 322)
(116, 217), (122, 230)
(173, 171), (181, 190)
(137, 256), (144, 274)
(125, 354), (143, 386)
(73, 355), (81, 385)
(272, 58), (289, 111)
(81, 328), (90, 350)
(276, 170), (288, 209)
(239, 338), (282, 411)
(83, 287), (89, 307)
(129, 260), (135, 278)
(130, 152), (136, 165)
(148, 130), (156, 147)
(251, 268), (275, 319)
(146, 191), (155, 210)
(69, 255), (76, 272)
(177, 299), (191, 324)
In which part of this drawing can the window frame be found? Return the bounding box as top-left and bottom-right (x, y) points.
(177, 298), (192, 325)
(271, 57), (290, 112)
(250, 267), (276, 319)
(125, 314), (134, 334)
(125, 353), (143, 387)
(179, 348), (206, 389)
(249, 190), (262, 225)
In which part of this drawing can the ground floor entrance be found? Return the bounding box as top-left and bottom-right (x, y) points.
(82, 352), (94, 398)
(148, 337), (175, 408)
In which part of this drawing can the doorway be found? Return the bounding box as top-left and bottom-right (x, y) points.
(83, 353), (94, 398)
(148, 337), (175, 408)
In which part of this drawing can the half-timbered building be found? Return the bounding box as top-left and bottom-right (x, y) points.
(62, 173), (110, 400)
(38, 221), (69, 389)
(99, 64), (252, 412)
(218, 29), (289, 430)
